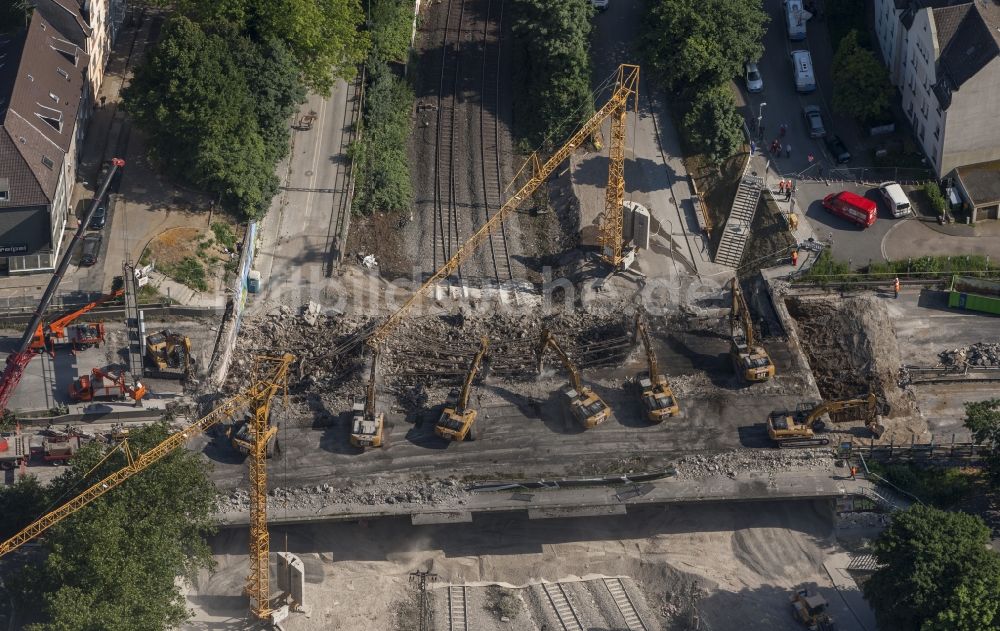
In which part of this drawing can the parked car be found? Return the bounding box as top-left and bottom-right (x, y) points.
(791, 50), (816, 93)
(879, 181), (913, 218)
(80, 234), (102, 267)
(88, 202), (107, 230)
(590, 0), (609, 10)
(824, 135), (851, 163)
(744, 62), (763, 93)
(822, 191), (877, 228)
(803, 105), (826, 138)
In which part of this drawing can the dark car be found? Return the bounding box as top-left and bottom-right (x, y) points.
(88, 202), (107, 229)
(802, 105), (826, 138)
(824, 134), (852, 164)
(80, 234), (102, 267)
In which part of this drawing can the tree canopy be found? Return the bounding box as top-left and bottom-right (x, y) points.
(681, 85), (744, 164)
(511, 0), (594, 147)
(6, 422), (217, 631)
(124, 17), (304, 219)
(179, 0), (369, 93)
(864, 505), (1000, 631)
(964, 398), (1000, 486)
(832, 30), (891, 123)
(643, 0), (767, 95)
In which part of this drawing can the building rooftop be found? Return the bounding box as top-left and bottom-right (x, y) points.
(930, 1), (1000, 108)
(956, 159), (1000, 206)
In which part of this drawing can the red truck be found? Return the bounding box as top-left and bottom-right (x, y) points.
(822, 191), (877, 228)
(40, 436), (80, 465)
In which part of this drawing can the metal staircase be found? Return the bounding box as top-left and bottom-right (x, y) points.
(122, 263), (145, 380)
(714, 165), (763, 268)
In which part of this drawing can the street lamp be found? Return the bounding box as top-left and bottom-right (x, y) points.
(757, 102), (767, 140)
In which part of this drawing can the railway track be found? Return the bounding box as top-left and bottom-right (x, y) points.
(433, 0), (468, 278)
(447, 585), (469, 631)
(542, 582), (584, 631)
(326, 73), (363, 276)
(479, 0), (513, 285)
(604, 578), (647, 631)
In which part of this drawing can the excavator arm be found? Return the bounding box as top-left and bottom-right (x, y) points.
(537, 330), (584, 393)
(636, 318), (659, 380)
(366, 348), (379, 421)
(457, 337), (489, 413)
(366, 65), (640, 350)
(0, 353), (293, 558)
(730, 277), (755, 347)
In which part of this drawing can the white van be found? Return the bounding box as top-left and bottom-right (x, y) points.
(785, 0), (808, 41)
(791, 50), (816, 93)
(879, 181), (912, 217)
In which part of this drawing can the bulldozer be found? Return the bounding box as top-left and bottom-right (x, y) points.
(350, 348), (384, 449)
(767, 393), (884, 448)
(790, 587), (836, 630)
(145, 330), (192, 378)
(226, 412), (279, 458)
(730, 277), (775, 383)
(633, 315), (679, 421)
(537, 329), (610, 429)
(435, 336), (489, 442)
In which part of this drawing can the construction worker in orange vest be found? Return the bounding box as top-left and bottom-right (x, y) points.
(894, 277), (900, 298)
(791, 249), (798, 266)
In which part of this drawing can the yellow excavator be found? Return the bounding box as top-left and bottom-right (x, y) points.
(730, 277), (775, 383)
(767, 393), (884, 448)
(435, 336), (489, 442)
(790, 587), (835, 630)
(633, 315), (679, 421)
(537, 329), (611, 429)
(350, 348), (385, 449)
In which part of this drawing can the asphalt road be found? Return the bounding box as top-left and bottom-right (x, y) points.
(794, 179), (898, 266)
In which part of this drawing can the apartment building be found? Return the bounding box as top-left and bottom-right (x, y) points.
(0, 10), (90, 273)
(873, 0), (1000, 177)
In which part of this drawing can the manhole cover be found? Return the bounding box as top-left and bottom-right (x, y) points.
(305, 170), (314, 177)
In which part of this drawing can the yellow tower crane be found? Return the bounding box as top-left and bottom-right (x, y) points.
(366, 64), (640, 351)
(0, 353), (294, 623)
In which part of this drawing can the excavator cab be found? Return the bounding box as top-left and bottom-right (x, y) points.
(538, 330), (610, 429)
(227, 412), (279, 458)
(350, 348), (385, 449)
(790, 587), (835, 630)
(435, 336), (489, 442)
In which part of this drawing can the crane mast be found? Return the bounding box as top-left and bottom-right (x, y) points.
(0, 353), (293, 560)
(367, 64), (640, 350)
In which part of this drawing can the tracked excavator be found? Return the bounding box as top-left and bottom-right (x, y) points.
(350, 348), (385, 448)
(537, 330), (610, 428)
(767, 393), (885, 448)
(633, 316), (679, 421)
(730, 277), (775, 383)
(145, 330), (192, 377)
(436, 336), (490, 442)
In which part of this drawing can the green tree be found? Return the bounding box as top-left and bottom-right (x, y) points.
(0, 474), (50, 539)
(369, 0), (414, 65)
(643, 0), (767, 94)
(180, 0), (370, 93)
(124, 17), (302, 218)
(511, 0), (594, 146)
(964, 398), (1000, 486)
(351, 60), (414, 214)
(681, 85), (744, 163)
(832, 30), (891, 123)
(14, 422), (217, 631)
(864, 505), (1000, 631)
(0, 0), (29, 34)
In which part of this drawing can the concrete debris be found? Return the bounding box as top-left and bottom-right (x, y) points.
(939, 342), (1000, 368)
(675, 449), (835, 479)
(220, 478), (470, 513)
(837, 511), (890, 529)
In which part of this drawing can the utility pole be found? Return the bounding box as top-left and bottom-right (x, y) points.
(409, 569), (437, 631)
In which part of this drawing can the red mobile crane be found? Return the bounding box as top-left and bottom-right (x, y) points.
(0, 158), (125, 414)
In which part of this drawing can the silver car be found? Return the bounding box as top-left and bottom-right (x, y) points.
(803, 105), (826, 138)
(745, 62), (763, 93)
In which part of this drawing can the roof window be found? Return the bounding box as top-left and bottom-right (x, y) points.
(0, 178), (9, 202)
(57, 67), (69, 80)
(41, 156), (55, 170)
(36, 104), (63, 132)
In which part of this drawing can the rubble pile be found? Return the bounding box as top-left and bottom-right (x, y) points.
(675, 449), (835, 479)
(219, 478), (469, 513)
(939, 342), (1000, 368)
(837, 511), (890, 529)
